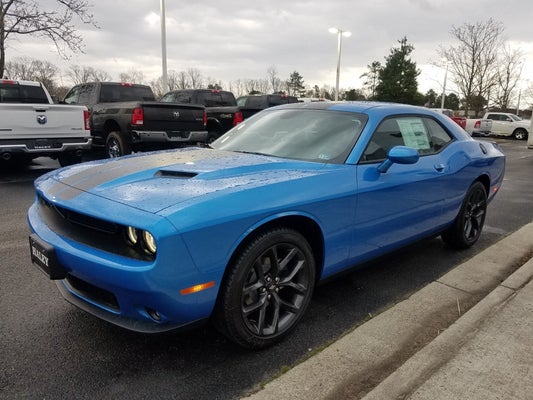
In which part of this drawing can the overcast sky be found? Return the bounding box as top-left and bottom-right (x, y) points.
(7, 0), (533, 97)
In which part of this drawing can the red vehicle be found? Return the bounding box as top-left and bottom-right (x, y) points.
(432, 108), (466, 130)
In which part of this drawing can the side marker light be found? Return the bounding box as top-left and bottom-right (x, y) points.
(180, 281), (215, 295)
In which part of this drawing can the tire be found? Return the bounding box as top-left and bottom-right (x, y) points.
(513, 128), (527, 141)
(215, 227), (316, 349)
(105, 131), (132, 158)
(442, 181), (487, 249)
(58, 152), (83, 167)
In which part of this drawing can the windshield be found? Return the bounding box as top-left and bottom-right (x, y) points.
(509, 114), (522, 121)
(212, 109), (367, 163)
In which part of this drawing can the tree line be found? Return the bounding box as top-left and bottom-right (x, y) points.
(1, 2), (530, 116)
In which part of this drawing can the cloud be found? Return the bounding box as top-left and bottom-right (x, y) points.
(7, 0), (533, 96)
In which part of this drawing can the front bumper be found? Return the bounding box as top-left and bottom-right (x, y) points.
(27, 197), (220, 333)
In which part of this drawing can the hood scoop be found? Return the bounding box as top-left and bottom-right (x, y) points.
(155, 170), (198, 179)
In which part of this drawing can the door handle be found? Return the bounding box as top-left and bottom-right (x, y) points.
(434, 163), (445, 172)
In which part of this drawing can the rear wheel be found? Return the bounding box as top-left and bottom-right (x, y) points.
(215, 227), (315, 349)
(106, 131), (131, 158)
(442, 181), (487, 249)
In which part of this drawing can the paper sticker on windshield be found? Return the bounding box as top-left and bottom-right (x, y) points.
(397, 118), (430, 150)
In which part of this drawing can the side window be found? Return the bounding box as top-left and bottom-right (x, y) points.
(63, 85), (81, 104)
(361, 116), (452, 163)
(172, 92), (191, 103)
(77, 84), (95, 105)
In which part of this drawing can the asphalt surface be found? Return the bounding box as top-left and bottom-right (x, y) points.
(1, 139), (532, 399)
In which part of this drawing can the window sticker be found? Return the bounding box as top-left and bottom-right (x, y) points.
(397, 118), (430, 150)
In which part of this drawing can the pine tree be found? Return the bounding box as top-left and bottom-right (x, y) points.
(375, 37), (420, 105)
(286, 71), (305, 96)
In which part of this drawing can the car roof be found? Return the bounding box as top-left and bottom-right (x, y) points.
(271, 101), (433, 114)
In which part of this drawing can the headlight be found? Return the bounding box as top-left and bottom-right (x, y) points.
(124, 226), (157, 257)
(142, 231), (157, 255)
(126, 226), (138, 245)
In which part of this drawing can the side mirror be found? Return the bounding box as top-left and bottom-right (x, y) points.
(377, 146), (420, 173)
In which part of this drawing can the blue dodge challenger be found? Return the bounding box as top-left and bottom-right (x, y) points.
(28, 102), (505, 348)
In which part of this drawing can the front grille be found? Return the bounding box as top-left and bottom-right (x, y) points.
(37, 194), (153, 261)
(66, 274), (119, 311)
(40, 196), (119, 234)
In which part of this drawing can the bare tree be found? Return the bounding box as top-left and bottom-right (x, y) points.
(175, 71), (189, 89)
(5, 56), (58, 89)
(229, 79), (246, 97)
(1, 0), (97, 77)
(187, 68), (203, 89)
(67, 64), (111, 84)
(266, 65), (282, 93)
(492, 45), (524, 110)
(119, 69), (146, 84)
(360, 61), (382, 100)
(439, 19), (504, 116)
(149, 76), (165, 99)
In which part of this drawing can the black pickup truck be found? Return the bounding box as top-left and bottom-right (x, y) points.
(63, 82), (208, 157)
(160, 89), (243, 142)
(236, 94), (299, 119)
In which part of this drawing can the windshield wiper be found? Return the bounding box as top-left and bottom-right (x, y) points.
(234, 150), (272, 157)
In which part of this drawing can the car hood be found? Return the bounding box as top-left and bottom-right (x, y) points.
(40, 148), (332, 213)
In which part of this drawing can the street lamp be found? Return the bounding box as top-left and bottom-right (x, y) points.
(329, 27), (351, 101)
(160, 0), (168, 92)
(440, 60), (449, 109)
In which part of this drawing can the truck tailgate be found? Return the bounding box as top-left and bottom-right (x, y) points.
(0, 103), (88, 140)
(141, 102), (205, 131)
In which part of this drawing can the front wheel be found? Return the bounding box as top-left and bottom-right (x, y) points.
(442, 181), (487, 249)
(105, 131), (132, 158)
(215, 227), (316, 349)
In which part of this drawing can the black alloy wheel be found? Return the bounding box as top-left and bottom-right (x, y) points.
(106, 131), (131, 158)
(442, 181), (487, 249)
(215, 227), (316, 349)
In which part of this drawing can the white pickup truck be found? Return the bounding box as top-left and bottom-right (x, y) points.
(464, 118), (492, 137)
(0, 79), (92, 167)
(483, 112), (529, 140)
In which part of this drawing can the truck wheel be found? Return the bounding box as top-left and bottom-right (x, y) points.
(106, 131), (132, 158)
(513, 129), (527, 140)
(58, 152), (83, 167)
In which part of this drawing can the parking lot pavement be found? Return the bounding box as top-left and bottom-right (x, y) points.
(243, 222), (533, 400)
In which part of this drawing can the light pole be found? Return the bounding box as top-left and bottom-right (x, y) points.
(440, 60), (449, 109)
(329, 27), (351, 101)
(160, 0), (168, 92)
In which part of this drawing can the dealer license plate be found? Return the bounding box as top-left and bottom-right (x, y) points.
(29, 234), (66, 280)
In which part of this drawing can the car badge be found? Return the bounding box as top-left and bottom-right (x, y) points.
(37, 115), (47, 125)
(173, 111), (180, 119)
